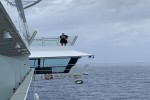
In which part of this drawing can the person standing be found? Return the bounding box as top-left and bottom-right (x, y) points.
(60, 33), (68, 46)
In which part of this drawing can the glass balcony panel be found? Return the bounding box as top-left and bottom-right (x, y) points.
(30, 36), (77, 47)
(29, 58), (70, 73)
(44, 58), (70, 67)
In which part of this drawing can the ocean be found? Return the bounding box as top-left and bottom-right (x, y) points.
(27, 63), (150, 100)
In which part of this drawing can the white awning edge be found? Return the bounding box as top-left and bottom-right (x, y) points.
(29, 50), (93, 59)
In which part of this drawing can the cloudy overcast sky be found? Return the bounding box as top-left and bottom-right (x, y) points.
(25, 0), (150, 63)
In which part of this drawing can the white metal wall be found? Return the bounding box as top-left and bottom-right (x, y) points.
(0, 55), (30, 100)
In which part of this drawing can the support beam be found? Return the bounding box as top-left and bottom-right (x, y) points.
(64, 57), (79, 73)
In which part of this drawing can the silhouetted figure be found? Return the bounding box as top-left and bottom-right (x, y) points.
(60, 33), (68, 46)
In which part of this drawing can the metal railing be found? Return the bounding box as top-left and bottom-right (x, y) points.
(30, 36), (78, 47)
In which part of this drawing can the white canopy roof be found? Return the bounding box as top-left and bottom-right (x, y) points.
(29, 50), (93, 59)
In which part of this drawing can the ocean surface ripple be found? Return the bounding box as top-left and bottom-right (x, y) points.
(27, 63), (150, 100)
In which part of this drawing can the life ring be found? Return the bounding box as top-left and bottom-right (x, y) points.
(75, 80), (83, 84)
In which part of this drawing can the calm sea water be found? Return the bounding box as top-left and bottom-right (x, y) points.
(27, 63), (150, 100)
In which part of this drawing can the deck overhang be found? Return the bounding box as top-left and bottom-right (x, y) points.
(29, 50), (93, 59)
(0, 2), (30, 56)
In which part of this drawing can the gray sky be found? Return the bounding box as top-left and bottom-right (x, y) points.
(25, 0), (150, 63)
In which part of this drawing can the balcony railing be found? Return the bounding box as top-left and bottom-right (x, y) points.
(30, 36), (78, 47)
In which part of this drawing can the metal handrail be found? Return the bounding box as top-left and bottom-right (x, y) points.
(30, 36), (78, 47)
(71, 36), (78, 46)
(23, 0), (42, 9)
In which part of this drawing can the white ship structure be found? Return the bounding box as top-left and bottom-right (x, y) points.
(0, 0), (93, 100)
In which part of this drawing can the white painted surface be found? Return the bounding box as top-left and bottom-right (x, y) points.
(0, 1), (33, 100)
(0, 0), (30, 50)
(0, 55), (30, 100)
(10, 69), (34, 100)
(14, 55), (30, 81)
(30, 50), (92, 58)
(0, 55), (15, 100)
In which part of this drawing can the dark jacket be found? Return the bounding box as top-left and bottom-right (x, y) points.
(60, 35), (68, 43)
